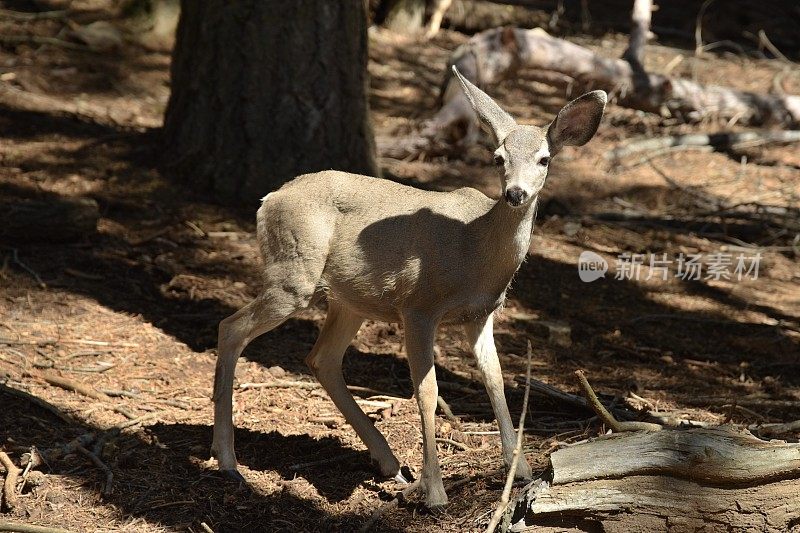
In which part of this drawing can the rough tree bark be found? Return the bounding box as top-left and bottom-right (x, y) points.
(502, 426), (800, 532)
(163, 0), (378, 203)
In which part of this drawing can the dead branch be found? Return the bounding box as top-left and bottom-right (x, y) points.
(575, 370), (662, 433)
(38, 372), (111, 402)
(607, 130), (800, 161)
(435, 438), (471, 451)
(74, 444), (113, 497)
(0, 452), (21, 511)
(436, 395), (461, 424)
(238, 380), (319, 390)
(621, 0), (652, 74)
(751, 419), (800, 438)
(423, 26), (800, 146)
(0, 522), (76, 533)
(114, 412), (158, 430)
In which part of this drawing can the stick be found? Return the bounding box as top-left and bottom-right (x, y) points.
(39, 372), (111, 401)
(435, 438), (471, 452)
(0, 338), (138, 348)
(114, 412), (158, 430)
(485, 340), (533, 533)
(437, 395), (461, 424)
(0, 452), (20, 511)
(0, 523), (77, 533)
(238, 380), (319, 390)
(74, 444), (113, 496)
(574, 370), (662, 433)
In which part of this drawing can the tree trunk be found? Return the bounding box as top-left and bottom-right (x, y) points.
(163, 0), (378, 203)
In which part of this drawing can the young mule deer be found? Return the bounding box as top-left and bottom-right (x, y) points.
(212, 67), (606, 507)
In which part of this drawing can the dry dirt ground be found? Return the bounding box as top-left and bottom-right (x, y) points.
(1, 3), (799, 533)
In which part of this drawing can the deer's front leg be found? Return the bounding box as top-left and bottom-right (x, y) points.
(403, 311), (448, 507)
(465, 314), (532, 479)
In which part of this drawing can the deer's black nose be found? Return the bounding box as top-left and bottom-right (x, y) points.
(504, 186), (528, 207)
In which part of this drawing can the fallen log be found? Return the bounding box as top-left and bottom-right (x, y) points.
(501, 426), (800, 532)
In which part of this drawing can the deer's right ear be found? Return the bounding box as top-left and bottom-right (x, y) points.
(452, 66), (516, 145)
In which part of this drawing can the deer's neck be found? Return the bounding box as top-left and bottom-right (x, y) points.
(473, 196), (538, 271)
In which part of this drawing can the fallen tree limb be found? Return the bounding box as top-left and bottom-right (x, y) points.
(38, 372), (111, 402)
(501, 426), (800, 532)
(607, 130), (800, 160)
(417, 25), (800, 150)
(0, 452), (21, 511)
(0, 522), (76, 533)
(574, 370), (662, 433)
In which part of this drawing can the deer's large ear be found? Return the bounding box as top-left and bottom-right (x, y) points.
(452, 66), (516, 145)
(547, 90), (607, 154)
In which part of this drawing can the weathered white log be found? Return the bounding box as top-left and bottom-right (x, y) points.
(621, 0), (652, 72)
(502, 426), (800, 532)
(420, 25), (800, 149)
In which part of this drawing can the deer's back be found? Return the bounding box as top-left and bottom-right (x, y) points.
(257, 171), (498, 322)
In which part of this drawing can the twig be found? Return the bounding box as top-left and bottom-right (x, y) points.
(0, 338), (138, 348)
(199, 523), (214, 533)
(238, 380), (319, 390)
(436, 395), (461, 424)
(0, 452), (21, 511)
(435, 438), (471, 452)
(39, 372), (111, 401)
(575, 370), (662, 433)
(359, 479), (421, 532)
(485, 340), (533, 533)
(74, 444), (113, 496)
(6, 248), (46, 288)
(114, 412), (158, 430)
(0, 522), (77, 533)
(0, 382), (73, 423)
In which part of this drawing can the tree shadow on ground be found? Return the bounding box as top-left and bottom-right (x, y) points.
(0, 390), (410, 532)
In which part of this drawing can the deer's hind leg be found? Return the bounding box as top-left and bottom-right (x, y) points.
(212, 279), (316, 478)
(305, 300), (400, 478)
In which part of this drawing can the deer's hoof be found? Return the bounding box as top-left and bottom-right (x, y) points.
(421, 478), (448, 508)
(393, 465), (414, 484)
(220, 468), (246, 484)
(515, 458), (533, 480)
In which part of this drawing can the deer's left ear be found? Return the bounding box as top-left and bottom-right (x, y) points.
(547, 90), (606, 154)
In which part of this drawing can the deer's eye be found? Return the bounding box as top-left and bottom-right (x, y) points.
(539, 156), (550, 166)
(493, 154), (505, 166)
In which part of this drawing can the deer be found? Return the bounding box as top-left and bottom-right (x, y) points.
(211, 66), (606, 508)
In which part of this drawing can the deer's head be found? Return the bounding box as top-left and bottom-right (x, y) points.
(452, 66), (606, 208)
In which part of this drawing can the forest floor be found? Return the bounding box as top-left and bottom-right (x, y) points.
(0, 2), (799, 532)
